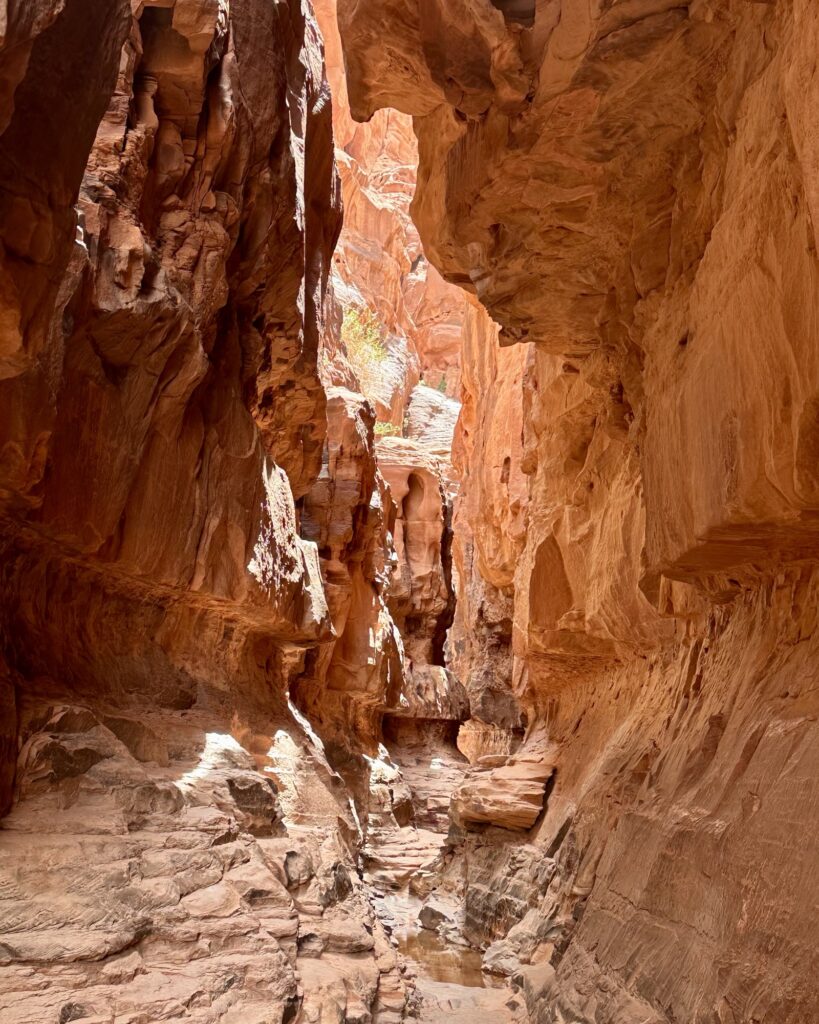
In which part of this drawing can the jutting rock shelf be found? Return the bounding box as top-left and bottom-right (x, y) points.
(1, 2), (818, 1023)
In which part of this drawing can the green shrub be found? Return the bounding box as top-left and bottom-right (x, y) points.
(374, 421), (400, 437)
(342, 305), (388, 393)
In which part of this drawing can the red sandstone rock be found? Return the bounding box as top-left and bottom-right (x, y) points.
(0, 2), (408, 1020)
(6, 0), (819, 1020)
(450, 296), (528, 742)
(314, 0), (468, 423)
(451, 750), (554, 832)
(296, 384), (403, 759)
(338, 2), (819, 1020)
(376, 436), (454, 668)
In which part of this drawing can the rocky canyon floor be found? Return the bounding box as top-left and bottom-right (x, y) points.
(2, 1), (819, 1023)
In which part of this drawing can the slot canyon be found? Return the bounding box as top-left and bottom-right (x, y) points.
(0, 0), (817, 1021)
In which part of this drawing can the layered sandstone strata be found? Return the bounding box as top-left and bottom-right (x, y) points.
(338, 1), (819, 1021)
(0, 1), (407, 1020)
(313, 0), (469, 425)
(376, 437), (455, 667)
(451, 750), (554, 832)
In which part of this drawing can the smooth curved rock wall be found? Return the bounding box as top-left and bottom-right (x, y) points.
(338, 2), (819, 1020)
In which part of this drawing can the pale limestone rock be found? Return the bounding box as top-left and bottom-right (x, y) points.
(405, 384), (461, 461)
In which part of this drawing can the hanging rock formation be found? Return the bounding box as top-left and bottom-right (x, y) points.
(337, 1), (819, 1022)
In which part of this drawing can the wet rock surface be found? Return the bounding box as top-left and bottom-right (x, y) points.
(376, 892), (523, 1024)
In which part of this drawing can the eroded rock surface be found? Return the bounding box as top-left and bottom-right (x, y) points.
(0, 698), (405, 1024)
(313, 0), (469, 426)
(451, 750), (553, 832)
(339, 2), (819, 1021)
(0, 1), (407, 1020)
(376, 437), (455, 668)
(5, 0), (819, 1021)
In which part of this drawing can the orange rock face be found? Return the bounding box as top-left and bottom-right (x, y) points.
(0, 0), (338, 756)
(0, 2), (408, 1020)
(313, 0), (469, 422)
(376, 436), (455, 668)
(4, 0), (819, 1021)
(295, 384), (403, 764)
(338, 2), (819, 1021)
(450, 296), (528, 742)
(451, 750), (554, 832)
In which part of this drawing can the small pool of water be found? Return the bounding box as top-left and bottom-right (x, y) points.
(375, 890), (499, 989)
(398, 923), (487, 987)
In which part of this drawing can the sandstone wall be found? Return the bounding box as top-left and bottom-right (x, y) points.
(313, 0), (469, 423)
(0, 2), (407, 1020)
(1, 0), (339, 744)
(450, 295), (529, 742)
(338, 1), (819, 1020)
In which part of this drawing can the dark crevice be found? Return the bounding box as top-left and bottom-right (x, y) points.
(490, 0), (536, 28)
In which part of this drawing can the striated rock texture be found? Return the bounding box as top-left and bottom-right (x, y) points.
(313, 0), (468, 425)
(376, 436), (454, 669)
(450, 295), (528, 753)
(339, 1), (819, 1022)
(405, 383), (461, 463)
(451, 749), (553, 832)
(1, 697), (406, 1024)
(0, 1), (407, 1021)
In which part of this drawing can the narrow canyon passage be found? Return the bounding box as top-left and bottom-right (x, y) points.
(1, 2), (818, 1024)
(298, 7), (540, 1015)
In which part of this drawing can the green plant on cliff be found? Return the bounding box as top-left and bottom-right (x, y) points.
(342, 304), (388, 394)
(374, 421), (400, 437)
